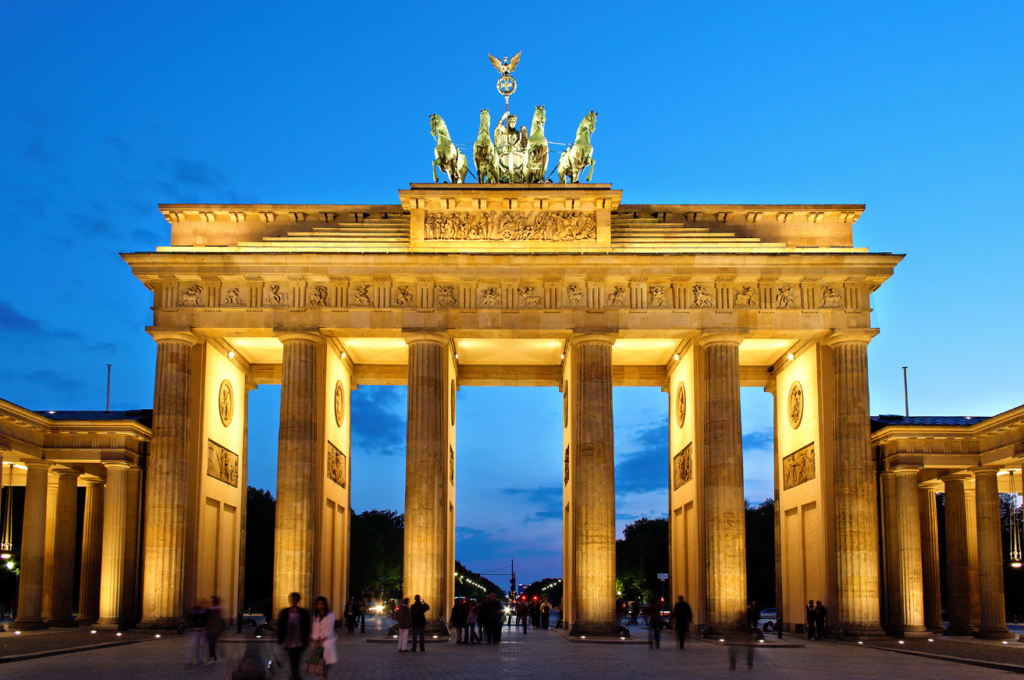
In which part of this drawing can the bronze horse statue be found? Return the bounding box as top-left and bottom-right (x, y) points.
(525, 105), (549, 184)
(473, 109), (499, 184)
(430, 113), (469, 183)
(556, 111), (597, 183)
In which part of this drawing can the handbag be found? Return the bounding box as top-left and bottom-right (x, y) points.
(305, 644), (324, 674)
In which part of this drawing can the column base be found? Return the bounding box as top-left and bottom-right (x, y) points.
(835, 625), (888, 640)
(943, 625), (977, 636)
(10, 619), (49, 631)
(925, 625), (945, 635)
(136, 617), (182, 630)
(569, 621), (623, 637)
(75, 616), (99, 627)
(898, 627), (931, 639)
(45, 618), (79, 628)
(974, 627), (1014, 640)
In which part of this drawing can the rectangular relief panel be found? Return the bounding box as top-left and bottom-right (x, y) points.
(673, 443), (693, 490)
(207, 440), (239, 487)
(783, 443), (815, 491)
(327, 442), (347, 488)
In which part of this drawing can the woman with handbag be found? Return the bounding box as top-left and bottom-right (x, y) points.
(309, 596), (337, 679)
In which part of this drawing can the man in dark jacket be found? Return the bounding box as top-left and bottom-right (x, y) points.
(482, 594), (504, 644)
(805, 600), (815, 639)
(671, 595), (693, 649)
(813, 601), (828, 639)
(747, 601), (759, 631)
(451, 598), (465, 643)
(410, 595), (430, 652)
(276, 592), (311, 680)
(645, 601), (664, 649)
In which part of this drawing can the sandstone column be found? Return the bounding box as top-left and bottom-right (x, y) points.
(570, 334), (617, 633)
(41, 475), (58, 621)
(890, 468), (927, 637)
(139, 331), (197, 628)
(123, 467), (143, 624)
(918, 484), (944, 633)
(974, 467), (1012, 639)
(942, 475), (974, 635)
(273, 332), (322, 613)
(77, 479), (105, 626)
(12, 462), (50, 630)
(964, 482), (982, 626)
(827, 332), (884, 636)
(98, 463), (132, 629)
(699, 334), (746, 632)
(46, 470), (81, 626)
(403, 333), (449, 624)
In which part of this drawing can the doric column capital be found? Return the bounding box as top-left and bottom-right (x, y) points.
(941, 471), (972, 487)
(918, 479), (943, 491)
(275, 330), (324, 345)
(825, 329), (879, 348)
(970, 466), (1000, 478)
(24, 460), (50, 472)
(697, 332), (744, 348)
(891, 466), (921, 477)
(52, 468), (81, 479)
(147, 329), (199, 345)
(568, 332), (617, 348)
(403, 331), (449, 346)
(102, 461), (132, 471)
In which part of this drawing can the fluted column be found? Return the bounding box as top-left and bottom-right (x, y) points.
(918, 484), (944, 633)
(700, 334), (746, 632)
(827, 332), (883, 636)
(403, 333), (449, 623)
(570, 334), (617, 632)
(98, 463), (131, 629)
(273, 332), (322, 613)
(974, 468), (1012, 639)
(139, 331), (197, 628)
(46, 470), (81, 626)
(76, 479), (105, 626)
(41, 475), (58, 620)
(123, 467), (143, 624)
(943, 475), (974, 635)
(964, 483), (981, 626)
(12, 462), (51, 629)
(890, 469), (927, 637)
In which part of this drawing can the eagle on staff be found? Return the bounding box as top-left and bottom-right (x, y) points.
(488, 51), (521, 79)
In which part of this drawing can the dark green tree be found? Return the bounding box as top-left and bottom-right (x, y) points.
(243, 486), (275, 613)
(615, 517), (669, 603)
(349, 509), (404, 601)
(745, 498), (776, 608)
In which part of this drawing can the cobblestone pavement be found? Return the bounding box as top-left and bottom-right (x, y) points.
(2, 625), (1018, 679)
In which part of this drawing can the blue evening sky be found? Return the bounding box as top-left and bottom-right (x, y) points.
(1, 1), (1022, 584)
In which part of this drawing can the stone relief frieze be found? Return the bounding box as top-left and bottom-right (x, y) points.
(225, 288), (244, 306)
(821, 285), (843, 308)
(218, 379), (233, 427)
(734, 286), (757, 308)
(435, 285), (458, 308)
(565, 284), (586, 307)
(308, 285), (330, 307)
(449, 445), (455, 483)
(351, 285), (373, 307)
(327, 442), (347, 488)
(564, 445), (570, 485)
(207, 440), (239, 487)
(519, 287), (543, 308)
(424, 211), (597, 242)
(606, 286), (628, 307)
(675, 383), (686, 428)
(783, 444), (815, 490)
(691, 285), (714, 308)
(775, 285), (797, 308)
(334, 380), (345, 427)
(478, 287), (501, 308)
(788, 381), (804, 429)
(180, 284), (203, 307)
(266, 284), (288, 306)
(394, 286), (416, 307)
(673, 443), (693, 490)
(648, 285), (670, 308)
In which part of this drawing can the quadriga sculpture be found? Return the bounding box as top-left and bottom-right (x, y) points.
(430, 113), (469, 184)
(525, 105), (549, 184)
(556, 111), (597, 183)
(474, 109), (499, 184)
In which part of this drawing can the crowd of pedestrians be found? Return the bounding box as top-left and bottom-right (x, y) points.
(183, 595), (226, 666)
(441, 593), (510, 647)
(805, 599), (828, 639)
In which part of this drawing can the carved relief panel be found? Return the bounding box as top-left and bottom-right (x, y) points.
(788, 381), (804, 429)
(673, 443), (693, 490)
(207, 440), (239, 487)
(564, 445), (570, 485)
(424, 211), (597, 241)
(218, 380), (234, 427)
(327, 442), (347, 488)
(782, 444), (815, 490)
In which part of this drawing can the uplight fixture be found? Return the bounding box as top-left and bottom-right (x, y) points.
(787, 353), (795, 361)
(228, 350), (235, 359)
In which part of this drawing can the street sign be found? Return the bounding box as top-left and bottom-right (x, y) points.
(657, 573), (668, 581)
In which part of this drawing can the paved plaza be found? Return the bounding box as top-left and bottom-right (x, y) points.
(3, 624), (1021, 680)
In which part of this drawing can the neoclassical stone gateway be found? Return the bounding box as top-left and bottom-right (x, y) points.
(121, 182), (906, 636)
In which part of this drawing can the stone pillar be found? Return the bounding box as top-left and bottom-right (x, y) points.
(699, 334), (746, 632)
(41, 475), (58, 620)
(974, 467), (1012, 639)
(918, 484), (944, 634)
(77, 479), (105, 626)
(403, 333), (449, 624)
(942, 475), (974, 635)
(827, 332), (884, 636)
(139, 331), (197, 628)
(12, 462), (50, 630)
(98, 463), (132, 629)
(570, 334), (617, 633)
(123, 467), (143, 624)
(892, 466), (933, 639)
(273, 332), (322, 613)
(964, 482), (982, 626)
(46, 470), (81, 626)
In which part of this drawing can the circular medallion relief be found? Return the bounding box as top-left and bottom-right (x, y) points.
(563, 381), (569, 427)
(675, 383), (686, 428)
(334, 380), (345, 427)
(788, 381), (804, 429)
(218, 379), (233, 427)
(450, 379), (456, 425)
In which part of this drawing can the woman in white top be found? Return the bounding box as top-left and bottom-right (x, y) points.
(311, 596), (338, 679)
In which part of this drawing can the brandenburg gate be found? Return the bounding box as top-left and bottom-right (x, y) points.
(122, 183), (903, 635)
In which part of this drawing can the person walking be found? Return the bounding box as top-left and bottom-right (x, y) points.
(451, 597), (465, 644)
(310, 597), (337, 680)
(517, 600), (528, 634)
(531, 598), (540, 629)
(410, 595), (430, 652)
(185, 598), (207, 666)
(645, 600), (664, 649)
(205, 595), (225, 664)
(747, 601), (759, 631)
(483, 594), (504, 644)
(344, 597), (358, 634)
(466, 600), (480, 643)
(276, 592), (311, 680)
(540, 598), (551, 629)
(394, 598), (412, 651)
(805, 600), (815, 640)
(813, 601), (828, 640)
(630, 600), (639, 625)
(671, 595), (692, 649)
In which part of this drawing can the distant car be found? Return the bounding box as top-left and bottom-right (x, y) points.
(759, 608), (777, 620)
